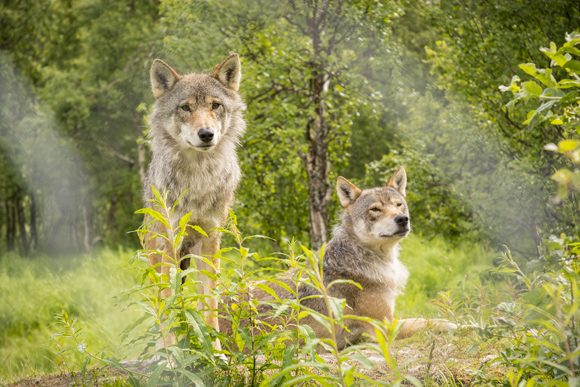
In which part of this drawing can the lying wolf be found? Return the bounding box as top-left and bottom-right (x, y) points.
(220, 167), (455, 349)
(144, 54), (245, 350)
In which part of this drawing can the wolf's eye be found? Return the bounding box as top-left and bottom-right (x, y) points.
(397, 203), (402, 207)
(370, 207), (381, 213)
(212, 102), (220, 110)
(181, 105), (190, 111)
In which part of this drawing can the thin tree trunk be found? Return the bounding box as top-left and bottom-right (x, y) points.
(16, 195), (29, 255)
(304, 68), (333, 251)
(29, 191), (38, 250)
(6, 196), (14, 251)
(137, 131), (146, 184)
(82, 204), (91, 252)
(107, 194), (118, 237)
(303, 8), (334, 251)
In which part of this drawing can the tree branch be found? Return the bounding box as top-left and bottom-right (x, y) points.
(95, 139), (136, 165)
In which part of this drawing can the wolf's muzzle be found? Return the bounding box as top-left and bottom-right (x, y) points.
(394, 215), (409, 227)
(198, 128), (214, 143)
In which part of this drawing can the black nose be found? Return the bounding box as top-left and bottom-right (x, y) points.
(198, 128), (214, 143)
(395, 215), (408, 226)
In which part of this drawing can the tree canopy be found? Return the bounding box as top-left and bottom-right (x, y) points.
(0, 0), (579, 260)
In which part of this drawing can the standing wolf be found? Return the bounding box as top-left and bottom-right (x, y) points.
(144, 54), (245, 349)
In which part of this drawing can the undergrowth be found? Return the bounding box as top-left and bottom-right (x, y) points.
(12, 186), (580, 386)
(50, 188), (441, 386)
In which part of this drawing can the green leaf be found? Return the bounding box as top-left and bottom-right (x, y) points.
(327, 279), (362, 290)
(467, 342), (481, 355)
(177, 368), (205, 386)
(234, 331), (245, 352)
(557, 79), (580, 89)
(527, 100), (556, 129)
(256, 283), (282, 302)
(520, 81), (543, 98)
(519, 63), (537, 76)
(146, 362), (167, 387)
(541, 45), (568, 67)
(101, 357), (124, 369)
(403, 375), (423, 387)
(563, 59), (580, 73)
(559, 46), (580, 56)
(565, 31), (580, 42)
(301, 307), (332, 332)
(178, 212), (193, 233)
(135, 208), (171, 230)
(499, 75), (520, 93)
(560, 91), (578, 105)
(346, 354), (374, 369)
(540, 87), (564, 98)
(188, 224), (208, 238)
(558, 140), (580, 152)
(151, 186), (165, 204)
(170, 266), (181, 294)
(519, 64), (557, 87)
(185, 309), (214, 356)
(172, 188), (191, 213)
(327, 297), (346, 326)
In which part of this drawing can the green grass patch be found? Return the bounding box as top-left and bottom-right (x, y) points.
(0, 236), (496, 384)
(0, 248), (141, 383)
(396, 234), (496, 318)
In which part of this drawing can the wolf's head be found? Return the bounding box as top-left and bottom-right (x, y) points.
(336, 167), (410, 248)
(149, 54), (245, 152)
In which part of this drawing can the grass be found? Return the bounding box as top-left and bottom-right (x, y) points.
(0, 234), (497, 385)
(397, 234), (496, 318)
(0, 248), (142, 384)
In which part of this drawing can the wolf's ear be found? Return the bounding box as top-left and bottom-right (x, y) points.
(336, 177), (362, 208)
(151, 59), (181, 99)
(211, 53), (241, 91)
(386, 166), (407, 197)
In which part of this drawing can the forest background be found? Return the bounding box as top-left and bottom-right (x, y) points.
(1, 0), (579, 383)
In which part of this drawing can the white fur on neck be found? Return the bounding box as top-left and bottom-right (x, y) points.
(369, 240), (410, 294)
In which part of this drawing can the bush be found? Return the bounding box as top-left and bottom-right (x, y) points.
(433, 236), (580, 386)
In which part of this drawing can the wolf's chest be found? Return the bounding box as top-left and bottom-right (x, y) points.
(146, 149), (240, 220)
(360, 258), (410, 295)
(170, 163), (239, 215)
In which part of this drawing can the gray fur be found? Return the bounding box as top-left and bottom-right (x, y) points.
(219, 171), (413, 350)
(143, 59), (246, 231)
(144, 55), (246, 349)
(299, 183), (411, 348)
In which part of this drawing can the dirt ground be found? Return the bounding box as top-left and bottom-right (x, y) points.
(6, 334), (503, 386)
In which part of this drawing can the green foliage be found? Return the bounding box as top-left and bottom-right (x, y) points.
(363, 148), (476, 244)
(500, 32), (580, 202)
(0, 0), (162, 254)
(386, 0), (580, 257)
(44, 190), (467, 386)
(436, 237), (580, 386)
(160, 0), (399, 248)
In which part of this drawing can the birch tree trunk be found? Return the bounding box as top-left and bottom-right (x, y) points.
(302, 3), (334, 251)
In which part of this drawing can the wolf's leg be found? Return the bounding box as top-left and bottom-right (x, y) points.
(146, 233), (177, 364)
(198, 230), (222, 351)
